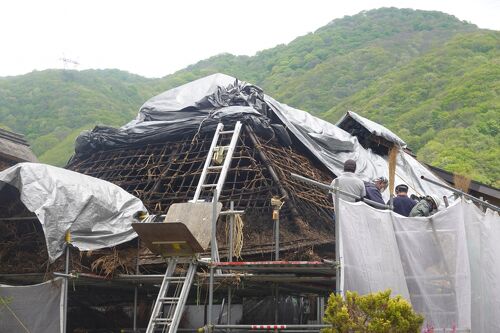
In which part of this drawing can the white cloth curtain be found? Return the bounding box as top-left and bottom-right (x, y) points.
(463, 200), (500, 332)
(339, 198), (500, 332)
(339, 201), (410, 299)
(0, 278), (64, 333)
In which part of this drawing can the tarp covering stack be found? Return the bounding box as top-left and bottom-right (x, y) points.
(0, 163), (146, 262)
(339, 198), (500, 331)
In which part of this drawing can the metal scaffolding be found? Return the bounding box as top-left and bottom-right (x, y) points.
(0, 126), (341, 332)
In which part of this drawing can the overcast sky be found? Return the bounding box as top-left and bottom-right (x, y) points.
(0, 0), (498, 78)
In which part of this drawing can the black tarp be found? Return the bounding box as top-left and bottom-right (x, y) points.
(75, 75), (289, 155)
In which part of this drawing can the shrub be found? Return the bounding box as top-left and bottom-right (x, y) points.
(322, 289), (424, 333)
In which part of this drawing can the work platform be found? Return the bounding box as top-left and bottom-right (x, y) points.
(0, 260), (336, 289)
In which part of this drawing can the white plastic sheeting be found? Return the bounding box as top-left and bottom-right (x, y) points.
(266, 94), (451, 203)
(0, 163), (147, 262)
(138, 73), (237, 118)
(0, 278), (64, 333)
(267, 100), (357, 152)
(337, 110), (407, 147)
(339, 202), (410, 300)
(339, 198), (500, 331)
(464, 201), (500, 332)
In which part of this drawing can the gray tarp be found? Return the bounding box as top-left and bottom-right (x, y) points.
(0, 163), (147, 262)
(337, 110), (407, 147)
(74, 73), (452, 203)
(0, 278), (63, 333)
(264, 96), (450, 202)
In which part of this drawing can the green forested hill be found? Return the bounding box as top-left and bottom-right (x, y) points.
(159, 8), (477, 112)
(0, 8), (498, 186)
(0, 69), (163, 163)
(324, 31), (500, 186)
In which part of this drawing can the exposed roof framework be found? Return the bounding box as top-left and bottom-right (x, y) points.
(67, 126), (335, 260)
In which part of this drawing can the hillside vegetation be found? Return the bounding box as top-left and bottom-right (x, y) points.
(0, 8), (498, 186)
(0, 70), (161, 164)
(324, 31), (499, 185)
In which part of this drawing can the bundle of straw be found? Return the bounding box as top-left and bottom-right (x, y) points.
(453, 173), (472, 193)
(388, 146), (399, 196)
(90, 247), (136, 277)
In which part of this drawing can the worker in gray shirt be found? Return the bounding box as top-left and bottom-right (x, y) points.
(331, 159), (366, 202)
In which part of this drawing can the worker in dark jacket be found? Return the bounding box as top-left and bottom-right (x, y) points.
(389, 184), (417, 217)
(409, 194), (441, 217)
(364, 176), (388, 206)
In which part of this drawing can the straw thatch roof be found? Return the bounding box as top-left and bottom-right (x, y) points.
(0, 129), (37, 170)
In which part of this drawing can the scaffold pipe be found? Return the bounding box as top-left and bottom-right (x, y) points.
(211, 324), (330, 330)
(420, 175), (500, 212)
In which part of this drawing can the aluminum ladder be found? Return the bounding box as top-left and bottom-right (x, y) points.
(193, 121), (242, 203)
(146, 257), (197, 333)
(192, 121), (242, 262)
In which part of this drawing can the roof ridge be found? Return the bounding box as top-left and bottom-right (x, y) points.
(0, 128), (30, 147)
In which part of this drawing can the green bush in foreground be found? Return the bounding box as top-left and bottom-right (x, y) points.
(323, 289), (424, 333)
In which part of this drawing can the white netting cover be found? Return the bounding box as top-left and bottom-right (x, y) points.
(0, 278), (63, 333)
(339, 198), (500, 332)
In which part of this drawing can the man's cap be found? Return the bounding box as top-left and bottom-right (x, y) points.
(395, 184), (409, 192)
(374, 176), (388, 184)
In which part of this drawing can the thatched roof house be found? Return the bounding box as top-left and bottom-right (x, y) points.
(63, 73), (449, 263)
(0, 74), (461, 331)
(1, 74), (452, 277)
(0, 128), (37, 170)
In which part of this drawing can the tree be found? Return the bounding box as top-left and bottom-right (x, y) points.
(322, 289), (424, 333)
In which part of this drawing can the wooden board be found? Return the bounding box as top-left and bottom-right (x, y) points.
(164, 202), (222, 250)
(132, 222), (202, 257)
(132, 202), (222, 257)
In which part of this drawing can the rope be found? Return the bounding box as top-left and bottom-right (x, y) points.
(233, 214), (244, 259)
(225, 214), (244, 259)
(191, 108), (218, 145)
